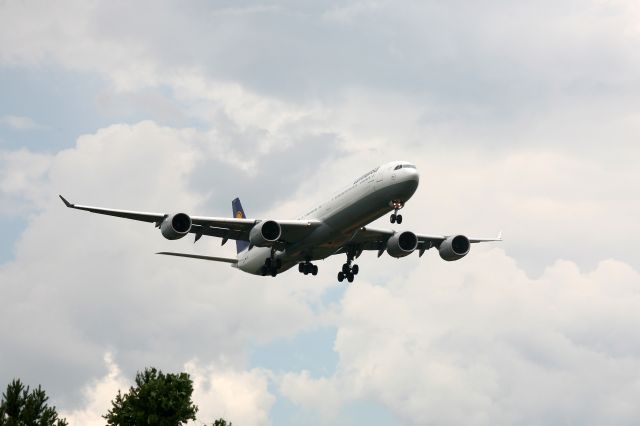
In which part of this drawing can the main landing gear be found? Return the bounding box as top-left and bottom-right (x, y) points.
(337, 251), (359, 283)
(389, 200), (404, 224)
(261, 249), (281, 277)
(298, 258), (318, 276)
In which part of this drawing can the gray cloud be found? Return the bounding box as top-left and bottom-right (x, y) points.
(0, 122), (331, 409)
(5, 1), (638, 109)
(281, 251), (640, 426)
(188, 131), (344, 216)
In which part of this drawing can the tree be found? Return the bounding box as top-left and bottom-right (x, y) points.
(0, 379), (68, 426)
(211, 419), (232, 426)
(104, 367), (198, 426)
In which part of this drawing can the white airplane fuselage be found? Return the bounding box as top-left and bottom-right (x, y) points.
(237, 161), (419, 275)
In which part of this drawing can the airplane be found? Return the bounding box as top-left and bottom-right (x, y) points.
(59, 160), (501, 282)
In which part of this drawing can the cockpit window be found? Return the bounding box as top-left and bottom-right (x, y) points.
(394, 164), (416, 170)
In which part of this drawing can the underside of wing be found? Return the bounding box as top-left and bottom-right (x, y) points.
(187, 218), (321, 251)
(468, 231), (503, 243)
(345, 226), (393, 251)
(156, 252), (237, 264)
(340, 227), (436, 257)
(60, 195), (322, 247)
(337, 226), (502, 259)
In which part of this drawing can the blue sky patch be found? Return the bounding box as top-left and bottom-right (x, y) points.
(249, 326), (339, 377)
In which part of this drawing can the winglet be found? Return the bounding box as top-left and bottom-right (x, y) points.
(497, 230), (503, 241)
(59, 194), (74, 208)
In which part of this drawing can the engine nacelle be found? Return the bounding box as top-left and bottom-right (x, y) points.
(439, 235), (470, 261)
(249, 220), (281, 247)
(386, 231), (418, 258)
(160, 213), (192, 240)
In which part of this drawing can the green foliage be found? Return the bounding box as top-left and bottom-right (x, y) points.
(104, 367), (198, 426)
(0, 379), (68, 426)
(211, 419), (232, 426)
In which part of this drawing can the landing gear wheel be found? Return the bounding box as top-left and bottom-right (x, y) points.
(338, 249), (359, 283)
(299, 261), (318, 276)
(389, 200), (405, 224)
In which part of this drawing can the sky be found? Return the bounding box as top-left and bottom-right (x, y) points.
(1, 1), (640, 425)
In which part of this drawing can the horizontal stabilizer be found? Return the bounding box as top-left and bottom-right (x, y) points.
(156, 252), (237, 264)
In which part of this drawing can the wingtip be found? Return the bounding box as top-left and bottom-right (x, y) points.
(497, 230), (503, 241)
(59, 194), (73, 208)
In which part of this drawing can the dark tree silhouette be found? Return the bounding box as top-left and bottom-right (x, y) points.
(104, 367), (197, 426)
(0, 379), (68, 426)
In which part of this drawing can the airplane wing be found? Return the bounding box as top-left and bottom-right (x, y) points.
(59, 195), (321, 245)
(344, 226), (502, 257)
(156, 252), (238, 264)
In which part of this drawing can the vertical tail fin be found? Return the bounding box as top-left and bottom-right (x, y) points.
(232, 197), (250, 254)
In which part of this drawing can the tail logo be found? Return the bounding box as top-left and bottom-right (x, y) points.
(235, 211), (244, 219)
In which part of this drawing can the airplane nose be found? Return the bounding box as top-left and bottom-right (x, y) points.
(404, 168), (419, 183)
(398, 168), (419, 198)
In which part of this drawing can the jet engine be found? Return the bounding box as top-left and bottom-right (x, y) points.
(386, 231), (418, 258)
(160, 213), (192, 240)
(249, 220), (281, 247)
(438, 235), (470, 261)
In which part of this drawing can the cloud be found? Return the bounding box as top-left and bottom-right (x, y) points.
(2, 0), (637, 171)
(60, 354), (275, 426)
(2, 0), (639, 106)
(1, 115), (43, 130)
(280, 370), (344, 421)
(0, 120), (331, 406)
(0, 149), (51, 214)
(60, 353), (129, 426)
(187, 361), (275, 426)
(279, 250), (640, 425)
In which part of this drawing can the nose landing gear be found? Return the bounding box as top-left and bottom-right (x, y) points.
(389, 200), (404, 224)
